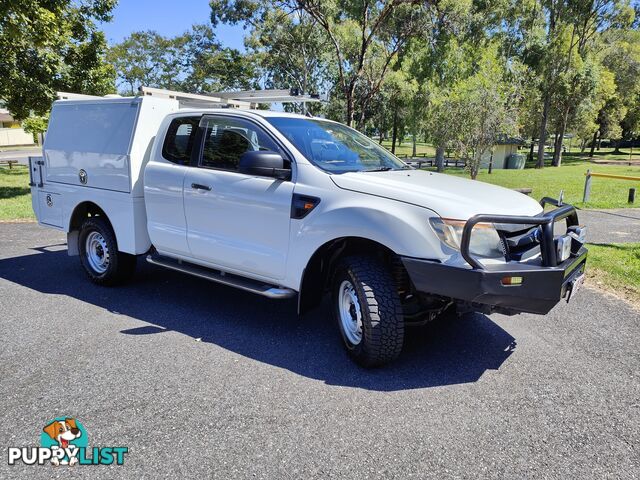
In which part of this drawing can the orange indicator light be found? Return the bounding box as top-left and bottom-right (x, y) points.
(501, 276), (523, 286)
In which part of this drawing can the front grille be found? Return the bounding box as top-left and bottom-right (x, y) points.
(498, 225), (541, 262)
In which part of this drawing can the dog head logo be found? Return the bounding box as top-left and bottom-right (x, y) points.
(40, 417), (88, 466)
(42, 418), (82, 449)
(7, 417), (128, 466)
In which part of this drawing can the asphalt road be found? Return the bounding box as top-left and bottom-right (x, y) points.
(0, 147), (41, 165)
(0, 223), (638, 479)
(578, 208), (640, 244)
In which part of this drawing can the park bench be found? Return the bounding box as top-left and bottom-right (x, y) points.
(405, 158), (466, 169)
(0, 160), (19, 169)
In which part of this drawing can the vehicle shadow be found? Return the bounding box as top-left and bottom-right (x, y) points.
(0, 245), (517, 391)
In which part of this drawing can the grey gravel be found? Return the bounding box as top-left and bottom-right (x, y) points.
(578, 208), (640, 244)
(0, 147), (41, 164)
(0, 223), (638, 479)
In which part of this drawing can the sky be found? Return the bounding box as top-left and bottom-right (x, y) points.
(100, 0), (246, 50)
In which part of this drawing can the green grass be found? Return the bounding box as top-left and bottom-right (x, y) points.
(443, 161), (640, 209)
(586, 243), (640, 306)
(0, 166), (34, 221)
(563, 147), (640, 162)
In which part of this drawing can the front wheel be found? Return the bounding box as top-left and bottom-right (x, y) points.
(78, 216), (136, 286)
(332, 256), (404, 367)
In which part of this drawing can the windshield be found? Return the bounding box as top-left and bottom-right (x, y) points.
(266, 117), (408, 173)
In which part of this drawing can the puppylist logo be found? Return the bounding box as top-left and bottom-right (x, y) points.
(7, 417), (128, 466)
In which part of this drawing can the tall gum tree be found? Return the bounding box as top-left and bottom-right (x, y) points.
(210, 0), (438, 126)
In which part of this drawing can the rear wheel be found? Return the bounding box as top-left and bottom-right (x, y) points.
(78, 216), (136, 286)
(332, 255), (404, 367)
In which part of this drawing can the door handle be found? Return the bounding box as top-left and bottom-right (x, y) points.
(191, 183), (212, 191)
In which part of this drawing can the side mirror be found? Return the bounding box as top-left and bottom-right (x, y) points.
(239, 151), (291, 180)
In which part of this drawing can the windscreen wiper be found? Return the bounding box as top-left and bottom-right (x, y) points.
(363, 167), (393, 172)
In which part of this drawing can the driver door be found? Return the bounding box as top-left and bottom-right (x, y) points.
(183, 115), (294, 280)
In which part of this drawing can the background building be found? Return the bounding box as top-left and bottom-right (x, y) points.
(0, 107), (35, 147)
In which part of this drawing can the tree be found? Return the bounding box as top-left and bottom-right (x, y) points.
(378, 70), (417, 153)
(549, 52), (601, 166)
(426, 83), (458, 170)
(108, 25), (257, 95)
(0, 0), (117, 119)
(601, 28), (640, 151)
(181, 25), (258, 93)
(107, 31), (184, 95)
(22, 114), (49, 144)
(405, 0), (486, 171)
(571, 68), (617, 151)
(439, 45), (517, 179)
(526, 0), (633, 168)
(244, 8), (331, 114)
(210, 0), (437, 126)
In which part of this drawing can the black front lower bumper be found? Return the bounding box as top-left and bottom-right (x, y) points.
(402, 248), (587, 315)
(403, 201), (588, 315)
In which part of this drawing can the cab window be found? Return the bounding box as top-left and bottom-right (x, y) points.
(199, 116), (285, 171)
(162, 116), (199, 165)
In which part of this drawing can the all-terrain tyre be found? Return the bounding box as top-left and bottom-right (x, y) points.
(78, 216), (136, 286)
(332, 255), (404, 367)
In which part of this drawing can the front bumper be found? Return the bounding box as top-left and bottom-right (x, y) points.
(402, 248), (587, 315)
(402, 201), (588, 315)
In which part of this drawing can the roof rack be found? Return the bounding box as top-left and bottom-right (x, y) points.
(57, 92), (113, 100)
(57, 86), (324, 110)
(138, 86), (251, 109)
(208, 89), (323, 105)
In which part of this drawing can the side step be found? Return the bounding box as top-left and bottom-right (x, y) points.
(146, 254), (296, 299)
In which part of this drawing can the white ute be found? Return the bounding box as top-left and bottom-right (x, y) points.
(30, 90), (588, 367)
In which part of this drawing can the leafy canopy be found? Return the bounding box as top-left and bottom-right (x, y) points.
(0, 0), (117, 119)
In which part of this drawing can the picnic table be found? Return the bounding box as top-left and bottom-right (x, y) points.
(404, 157), (466, 169)
(0, 160), (19, 169)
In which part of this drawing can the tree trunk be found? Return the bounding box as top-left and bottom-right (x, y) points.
(435, 146), (445, 172)
(345, 90), (355, 127)
(391, 110), (398, 154)
(412, 133), (417, 157)
(470, 159), (478, 180)
(528, 135), (535, 163)
(551, 132), (562, 167)
(536, 94), (551, 168)
(589, 130), (598, 157)
(552, 132), (560, 167)
(555, 138), (563, 167)
(356, 106), (367, 132)
(613, 139), (621, 154)
(553, 104), (570, 167)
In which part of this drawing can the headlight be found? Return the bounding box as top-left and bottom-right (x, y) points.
(429, 217), (505, 259)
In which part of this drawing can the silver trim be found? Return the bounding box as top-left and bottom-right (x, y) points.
(85, 231), (110, 274)
(338, 280), (363, 345)
(146, 255), (296, 299)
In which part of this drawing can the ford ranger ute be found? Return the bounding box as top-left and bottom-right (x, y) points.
(30, 94), (587, 367)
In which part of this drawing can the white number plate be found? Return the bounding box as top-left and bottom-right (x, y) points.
(569, 273), (585, 300)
